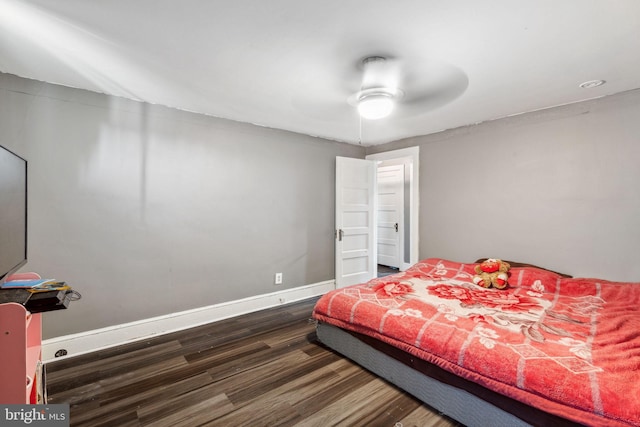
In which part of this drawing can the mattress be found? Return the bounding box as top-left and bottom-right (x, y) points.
(313, 258), (640, 426)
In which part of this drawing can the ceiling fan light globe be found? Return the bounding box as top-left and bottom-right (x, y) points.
(357, 93), (394, 120)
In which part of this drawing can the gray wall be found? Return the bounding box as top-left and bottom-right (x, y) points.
(3, 69), (639, 339)
(0, 73), (364, 338)
(368, 89), (640, 282)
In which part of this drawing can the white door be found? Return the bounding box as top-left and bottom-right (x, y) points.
(335, 157), (376, 288)
(377, 164), (404, 269)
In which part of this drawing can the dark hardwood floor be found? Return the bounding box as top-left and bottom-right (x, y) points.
(377, 264), (400, 278)
(46, 297), (461, 427)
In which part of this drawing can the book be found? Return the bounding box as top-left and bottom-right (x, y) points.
(1, 278), (61, 289)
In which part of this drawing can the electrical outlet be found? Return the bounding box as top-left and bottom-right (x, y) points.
(275, 272), (283, 285)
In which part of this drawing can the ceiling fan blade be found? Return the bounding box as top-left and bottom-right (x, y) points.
(398, 60), (468, 114)
(288, 56), (362, 120)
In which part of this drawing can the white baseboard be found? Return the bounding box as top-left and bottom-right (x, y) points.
(42, 280), (335, 362)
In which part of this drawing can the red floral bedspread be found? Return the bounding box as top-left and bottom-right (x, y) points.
(313, 258), (640, 426)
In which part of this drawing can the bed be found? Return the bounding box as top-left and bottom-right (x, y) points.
(312, 258), (640, 426)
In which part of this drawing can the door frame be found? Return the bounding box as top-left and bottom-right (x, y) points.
(366, 146), (419, 270)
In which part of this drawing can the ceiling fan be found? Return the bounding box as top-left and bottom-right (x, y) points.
(346, 55), (469, 120)
(292, 53), (468, 125)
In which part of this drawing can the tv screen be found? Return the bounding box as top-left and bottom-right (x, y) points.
(0, 144), (27, 283)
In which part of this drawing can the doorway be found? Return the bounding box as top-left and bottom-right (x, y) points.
(366, 146), (419, 273)
(334, 147), (419, 288)
(376, 163), (404, 275)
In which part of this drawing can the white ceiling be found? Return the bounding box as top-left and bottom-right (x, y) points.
(1, 0), (639, 146)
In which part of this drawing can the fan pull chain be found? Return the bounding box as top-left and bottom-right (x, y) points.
(358, 113), (363, 145)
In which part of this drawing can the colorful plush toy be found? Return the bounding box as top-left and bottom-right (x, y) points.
(473, 258), (511, 289)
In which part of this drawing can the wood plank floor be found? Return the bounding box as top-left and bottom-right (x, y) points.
(377, 264), (400, 278)
(46, 297), (462, 427)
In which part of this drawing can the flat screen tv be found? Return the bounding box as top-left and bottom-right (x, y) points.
(0, 144), (27, 284)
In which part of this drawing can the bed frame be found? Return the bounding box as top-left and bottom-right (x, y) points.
(316, 323), (580, 427)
